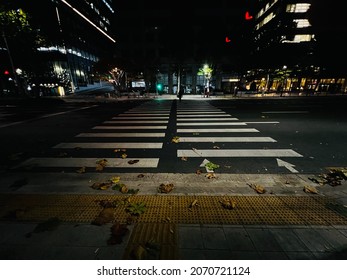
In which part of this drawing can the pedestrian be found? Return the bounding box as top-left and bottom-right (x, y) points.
(178, 84), (184, 102)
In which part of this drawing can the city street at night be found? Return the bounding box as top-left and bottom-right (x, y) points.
(0, 93), (347, 260)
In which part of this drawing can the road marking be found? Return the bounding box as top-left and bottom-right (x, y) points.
(262, 111), (309, 113)
(53, 142), (163, 149)
(14, 157), (159, 168)
(245, 121), (280, 124)
(76, 132), (165, 137)
(93, 126), (167, 129)
(0, 105), (98, 128)
(177, 111), (225, 113)
(178, 137), (277, 142)
(276, 158), (299, 173)
(177, 128), (259, 133)
(177, 118), (238, 121)
(177, 122), (247, 126)
(178, 149), (303, 157)
(118, 113), (169, 116)
(104, 120), (168, 124)
(177, 114), (231, 117)
(112, 116), (169, 119)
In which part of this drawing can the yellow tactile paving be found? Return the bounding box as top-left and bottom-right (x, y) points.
(0, 193), (347, 225)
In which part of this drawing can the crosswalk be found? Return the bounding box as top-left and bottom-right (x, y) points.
(12, 99), (304, 173)
(15, 101), (173, 171)
(176, 101), (303, 171)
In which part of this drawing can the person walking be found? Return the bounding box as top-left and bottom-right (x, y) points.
(178, 84), (184, 102)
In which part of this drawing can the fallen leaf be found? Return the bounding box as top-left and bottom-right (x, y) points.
(196, 169), (202, 175)
(205, 173), (216, 179)
(76, 166), (86, 173)
(248, 183), (266, 194)
(158, 183), (174, 193)
(181, 157), (188, 161)
(110, 176), (121, 184)
(303, 185), (318, 194)
(189, 199), (198, 208)
(137, 174), (145, 178)
(92, 208), (115, 225)
(219, 197), (236, 210)
(91, 181), (113, 190)
(213, 146), (220, 149)
(128, 159), (139, 164)
(121, 153), (128, 159)
(171, 136), (180, 143)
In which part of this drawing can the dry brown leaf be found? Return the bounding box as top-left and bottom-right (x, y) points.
(248, 183), (266, 194)
(128, 159), (139, 164)
(171, 136), (180, 143)
(137, 174), (145, 178)
(303, 185), (318, 194)
(181, 157), (188, 161)
(120, 185), (128, 194)
(76, 166), (86, 173)
(189, 199), (198, 208)
(91, 181), (112, 190)
(219, 197), (236, 210)
(95, 159), (108, 171)
(121, 153), (127, 159)
(205, 172), (216, 179)
(92, 208), (115, 225)
(196, 169), (202, 175)
(158, 183), (174, 193)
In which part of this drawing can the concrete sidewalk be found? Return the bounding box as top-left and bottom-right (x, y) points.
(1, 172), (347, 260)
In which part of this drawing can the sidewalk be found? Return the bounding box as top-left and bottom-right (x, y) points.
(1, 172), (347, 260)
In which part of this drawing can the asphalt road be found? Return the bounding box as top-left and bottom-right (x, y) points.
(0, 95), (346, 177)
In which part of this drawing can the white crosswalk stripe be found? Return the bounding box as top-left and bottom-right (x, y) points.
(178, 149), (303, 157)
(178, 137), (277, 142)
(15, 158), (159, 168)
(176, 102), (303, 167)
(76, 132), (165, 137)
(14, 101), (173, 171)
(53, 142), (163, 149)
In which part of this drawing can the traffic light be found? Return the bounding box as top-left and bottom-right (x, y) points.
(156, 83), (163, 92)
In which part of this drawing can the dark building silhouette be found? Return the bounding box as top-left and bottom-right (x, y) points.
(1, 0), (116, 95)
(247, 0), (347, 94)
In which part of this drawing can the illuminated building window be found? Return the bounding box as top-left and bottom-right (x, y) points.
(256, 0), (278, 19)
(281, 34), (314, 43)
(293, 19), (311, 28)
(286, 3), (311, 13)
(256, 12), (275, 30)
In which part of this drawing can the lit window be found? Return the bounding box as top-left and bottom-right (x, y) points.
(293, 19), (311, 28)
(281, 34), (313, 43)
(286, 3), (311, 13)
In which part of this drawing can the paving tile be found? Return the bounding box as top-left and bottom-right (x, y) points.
(270, 227), (310, 252)
(179, 249), (206, 260)
(314, 228), (347, 255)
(228, 251), (260, 260)
(258, 251), (289, 260)
(203, 249), (232, 260)
(245, 228), (283, 252)
(40, 245), (97, 260)
(293, 228), (334, 253)
(201, 226), (228, 250)
(285, 251), (316, 260)
(178, 226), (204, 249)
(223, 226), (257, 251)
